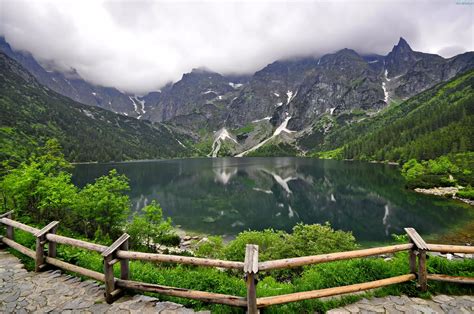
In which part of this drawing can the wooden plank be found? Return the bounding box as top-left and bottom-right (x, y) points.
(35, 237), (45, 272)
(418, 251), (427, 292)
(44, 256), (105, 282)
(1, 237), (36, 259)
(116, 250), (245, 270)
(427, 244), (474, 254)
(46, 233), (107, 253)
(404, 228), (429, 250)
(244, 244), (259, 314)
(244, 244), (259, 274)
(48, 225), (58, 258)
(409, 249), (417, 274)
(0, 218), (40, 235)
(256, 274), (416, 308)
(258, 244), (413, 271)
(102, 233), (130, 257)
(34, 221), (59, 238)
(104, 255), (115, 303)
(427, 274), (474, 284)
(115, 278), (247, 307)
(119, 238), (129, 280)
(0, 210), (13, 219)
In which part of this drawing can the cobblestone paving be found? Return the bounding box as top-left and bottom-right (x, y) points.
(328, 294), (474, 313)
(0, 250), (209, 313)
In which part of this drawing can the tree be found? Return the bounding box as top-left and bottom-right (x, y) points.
(126, 201), (177, 250)
(74, 169), (130, 239)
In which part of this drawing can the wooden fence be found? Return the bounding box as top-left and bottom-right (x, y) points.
(1, 210), (473, 313)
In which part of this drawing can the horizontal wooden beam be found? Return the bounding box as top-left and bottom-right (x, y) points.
(1, 237), (36, 259)
(44, 256), (105, 282)
(427, 274), (474, 284)
(256, 274), (416, 308)
(426, 244), (474, 254)
(0, 218), (40, 235)
(0, 210), (13, 219)
(116, 250), (244, 270)
(258, 244), (413, 271)
(46, 233), (107, 253)
(115, 278), (247, 307)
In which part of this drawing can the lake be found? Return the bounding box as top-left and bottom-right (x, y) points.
(72, 157), (472, 244)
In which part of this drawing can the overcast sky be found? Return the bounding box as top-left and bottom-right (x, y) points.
(0, 0), (472, 94)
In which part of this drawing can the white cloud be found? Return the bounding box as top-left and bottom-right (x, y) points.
(0, 0), (472, 93)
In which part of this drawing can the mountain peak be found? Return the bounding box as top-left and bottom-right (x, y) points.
(392, 37), (412, 54)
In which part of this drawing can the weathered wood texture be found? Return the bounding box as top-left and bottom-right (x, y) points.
(103, 233), (130, 303)
(1, 217), (40, 235)
(1, 237), (36, 259)
(34, 221), (59, 238)
(258, 244), (413, 271)
(418, 251), (428, 292)
(45, 256), (105, 282)
(404, 228), (429, 250)
(115, 279), (247, 307)
(116, 250), (244, 269)
(427, 244), (474, 254)
(244, 244), (259, 314)
(427, 274), (474, 284)
(256, 274), (416, 307)
(0, 210), (13, 219)
(46, 233), (107, 253)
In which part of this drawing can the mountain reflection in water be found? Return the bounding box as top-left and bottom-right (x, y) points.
(73, 157), (472, 243)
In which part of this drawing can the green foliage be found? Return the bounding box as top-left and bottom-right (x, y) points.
(310, 147), (343, 159)
(74, 169), (130, 239)
(246, 142), (299, 157)
(456, 186), (474, 200)
(222, 223), (357, 263)
(195, 236), (224, 259)
(234, 123), (255, 135)
(0, 53), (191, 162)
(400, 153), (474, 188)
(306, 70), (474, 162)
(126, 200), (179, 250)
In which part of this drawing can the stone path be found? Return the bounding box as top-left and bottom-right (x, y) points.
(328, 294), (474, 313)
(0, 250), (208, 313)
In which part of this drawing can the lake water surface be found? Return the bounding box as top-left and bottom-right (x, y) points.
(73, 158), (472, 243)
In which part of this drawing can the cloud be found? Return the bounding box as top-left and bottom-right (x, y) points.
(1, 0), (472, 94)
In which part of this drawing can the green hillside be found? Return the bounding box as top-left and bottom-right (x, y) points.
(313, 70), (474, 162)
(0, 52), (192, 162)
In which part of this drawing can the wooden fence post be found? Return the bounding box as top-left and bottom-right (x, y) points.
(34, 221), (59, 272)
(405, 228), (428, 292)
(244, 244), (259, 314)
(0, 211), (14, 240)
(102, 233), (130, 303)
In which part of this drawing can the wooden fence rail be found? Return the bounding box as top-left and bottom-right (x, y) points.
(1, 213), (473, 313)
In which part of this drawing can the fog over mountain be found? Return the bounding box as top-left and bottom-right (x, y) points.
(0, 0), (472, 94)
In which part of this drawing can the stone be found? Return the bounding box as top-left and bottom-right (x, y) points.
(344, 304), (360, 312)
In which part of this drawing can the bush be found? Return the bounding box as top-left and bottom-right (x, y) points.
(456, 186), (474, 200)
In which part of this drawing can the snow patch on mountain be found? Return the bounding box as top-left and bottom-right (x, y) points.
(236, 115), (295, 157)
(209, 128), (237, 157)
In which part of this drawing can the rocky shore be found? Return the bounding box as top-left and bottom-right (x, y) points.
(414, 186), (474, 206)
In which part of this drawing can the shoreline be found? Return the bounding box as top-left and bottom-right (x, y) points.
(414, 186), (474, 206)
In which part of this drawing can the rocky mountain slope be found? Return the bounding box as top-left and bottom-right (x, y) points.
(0, 37), (146, 118)
(0, 52), (191, 162)
(2, 37), (473, 158)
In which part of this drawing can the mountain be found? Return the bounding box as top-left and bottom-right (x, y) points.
(1, 36), (473, 158)
(313, 69), (474, 161)
(0, 37), (145, 118)
(0, 52), (192, 162)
